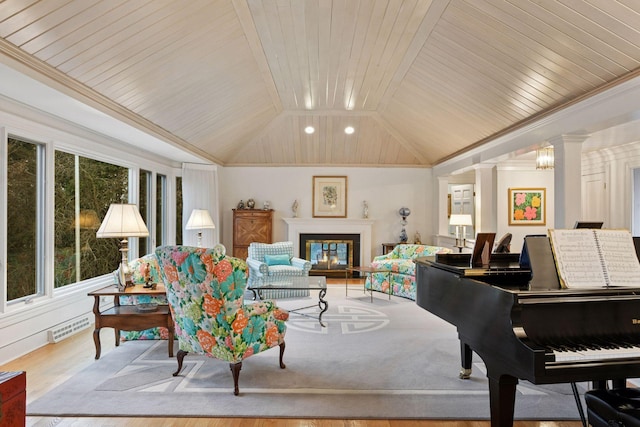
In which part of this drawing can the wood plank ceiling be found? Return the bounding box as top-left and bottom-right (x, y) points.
(0, 0), (639, 167)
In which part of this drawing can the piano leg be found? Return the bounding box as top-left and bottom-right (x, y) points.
(459, 341), (473, 379)
(593, 379), (607, 389)
(593, 378), (628, 389)
(612, 378), (627, 388)
(487, 371), (518, 427)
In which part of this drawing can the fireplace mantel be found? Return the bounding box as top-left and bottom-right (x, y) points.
(283, 218), (374, 267)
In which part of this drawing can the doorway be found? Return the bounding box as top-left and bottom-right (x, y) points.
(449, 183), (475, 239)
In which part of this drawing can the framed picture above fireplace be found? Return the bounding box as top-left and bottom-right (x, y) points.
(313, 176), (347, 218)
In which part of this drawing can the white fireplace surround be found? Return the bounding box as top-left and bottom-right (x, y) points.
(283, 218), (374, 267)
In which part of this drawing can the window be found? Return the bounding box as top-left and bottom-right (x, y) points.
(156, 174), (166, 246)
(176, 176), (183, 245)
(5, 131), (177, 303)
(54, 151), (128, 287)
(7, 137), (42, 301)
(139, 169), (151, 253)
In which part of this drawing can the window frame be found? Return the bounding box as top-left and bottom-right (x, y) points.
(1, 130), (51, 311)
(156, 173), (167, 247)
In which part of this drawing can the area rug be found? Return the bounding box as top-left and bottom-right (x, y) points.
(28, 286), (584, 419)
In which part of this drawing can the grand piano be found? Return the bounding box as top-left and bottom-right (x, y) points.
(415, 235), (640, 427)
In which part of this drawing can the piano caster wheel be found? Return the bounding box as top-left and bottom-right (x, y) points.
(459, 368), (472, 379)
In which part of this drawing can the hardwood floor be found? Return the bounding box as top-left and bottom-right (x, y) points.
(0, 282), (582, 427)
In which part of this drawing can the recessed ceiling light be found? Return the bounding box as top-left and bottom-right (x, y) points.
(304, 126), (315, 134)
(344, 126), (354, 135)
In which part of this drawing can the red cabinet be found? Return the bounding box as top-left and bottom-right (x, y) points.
(0, 371), (26, 427)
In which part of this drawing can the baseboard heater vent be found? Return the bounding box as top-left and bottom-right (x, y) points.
(47, 316), (92, 343)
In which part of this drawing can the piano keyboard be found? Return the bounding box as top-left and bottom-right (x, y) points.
(549, 342), (640, 363)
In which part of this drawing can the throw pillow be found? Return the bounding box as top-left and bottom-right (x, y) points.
(264, 254), (291, 266)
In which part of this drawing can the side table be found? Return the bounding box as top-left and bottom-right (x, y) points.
(346, 267), (392, 302)
(88, 284), (174, 359)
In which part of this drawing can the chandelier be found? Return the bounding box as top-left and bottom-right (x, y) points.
(536, 147), (554, 170)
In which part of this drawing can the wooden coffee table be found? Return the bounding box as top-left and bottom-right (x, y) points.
(88, 284), (174, 359)
(346, 266), (392, 302)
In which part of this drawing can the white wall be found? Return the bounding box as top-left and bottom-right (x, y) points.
(583, 141), (640, 231)
(218, 167), (434, 258)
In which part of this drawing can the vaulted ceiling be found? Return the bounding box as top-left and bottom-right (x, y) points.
(1, 0), (639, 167)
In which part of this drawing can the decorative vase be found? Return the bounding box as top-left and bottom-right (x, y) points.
(398, 207), (411, 243)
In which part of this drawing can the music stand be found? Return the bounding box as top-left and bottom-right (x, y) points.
(574, 221), (603, 229)
(493, 233), (512, 253)
(471, 233), (496, 267)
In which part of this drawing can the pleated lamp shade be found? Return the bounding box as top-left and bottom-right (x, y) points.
(96, 204), (149, 238)
(185, 209), (216, 230)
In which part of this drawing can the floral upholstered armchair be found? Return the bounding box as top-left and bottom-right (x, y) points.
(365, 244), (452, 300)
(155, 245), (289, 395)
(246, 241), (312, 298)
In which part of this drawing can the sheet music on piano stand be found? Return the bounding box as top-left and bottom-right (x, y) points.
(548, 228), (640, 288)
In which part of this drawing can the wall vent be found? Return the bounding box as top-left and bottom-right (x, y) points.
(47, 316), (92, 343)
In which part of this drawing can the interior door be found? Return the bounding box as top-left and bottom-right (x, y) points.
(582, 172), (607, 227)
(450, 184), (475, 239)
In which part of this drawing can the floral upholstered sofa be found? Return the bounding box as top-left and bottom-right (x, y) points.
(365, 244), (452, 300)
(119, 253), (170, 342)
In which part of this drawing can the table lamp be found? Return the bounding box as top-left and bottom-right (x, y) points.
(96, 203), (149, 289)
(186, 209), (215, 247)
(449, 214), (473, 252)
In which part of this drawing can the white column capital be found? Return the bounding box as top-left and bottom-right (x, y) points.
(548, 134), (590, 146)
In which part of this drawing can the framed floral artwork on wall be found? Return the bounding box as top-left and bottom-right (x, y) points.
(508, 188), (546, 225)
(313, 176), (347, 218)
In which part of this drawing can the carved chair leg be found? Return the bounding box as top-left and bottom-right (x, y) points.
(279, 341), (286, 369)
(230, 362), (242, 396)
(173, 349), (188, 376)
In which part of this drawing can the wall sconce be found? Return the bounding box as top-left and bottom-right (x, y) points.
(96, 203), (149, 289)
(186, 209), (216, 247)
(536, 147), (554, 170)
(449, 214), (473, 252)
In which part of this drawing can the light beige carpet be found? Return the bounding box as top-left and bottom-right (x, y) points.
(28, 287), (583, 419)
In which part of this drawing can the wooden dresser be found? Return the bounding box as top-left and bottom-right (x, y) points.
(232, 209), (273, 259)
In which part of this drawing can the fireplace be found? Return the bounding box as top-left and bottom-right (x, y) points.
(300, 233), (360, 276)
(283, 218), (373, 278)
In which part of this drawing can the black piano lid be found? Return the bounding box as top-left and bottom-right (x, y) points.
(418, 253), (532, 288)
(418, 254), (640, 298)
(430, 252), (527, 273)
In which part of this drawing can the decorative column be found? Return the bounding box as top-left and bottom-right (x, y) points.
(474, 164), (496, 234)
(551, 134), (589, 229)
(437, 176), (450, 236)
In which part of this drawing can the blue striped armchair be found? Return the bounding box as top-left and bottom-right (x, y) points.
(246, 241), (311, 298)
